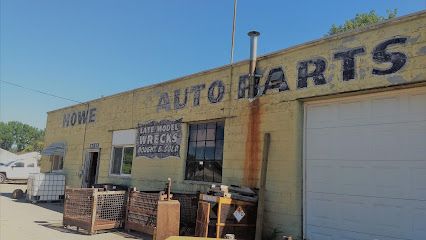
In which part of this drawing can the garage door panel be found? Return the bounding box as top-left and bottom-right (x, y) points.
(305, 88), (426, 240)
(337, 229), (405, 240)
(307, 193), (337, 228)
(307, 104), (338, 128)
(308, 228), (334, 240)
(369, 200), (407, 238)
(307, 127), (371, 161)
(306, 162), (337, 193)
(307, 222), (406, 240)
(400, 121), (426, 161)
(337, 101), (362, 119)
(371, 96), (402, 120)
(408, 93), (426, 116)
(338, 197), (367, 231)
(338, 164), (370, 195)
(371, 164), (406, 198)
(410, 167), (426, 200)
(412, 202), (426, 239)
(307, 192), (423, 239)
(306, 129), (333, 160)
(333, 126), (370, 161)
(309, 160), (424, 199)
(369, 125), (403, 161)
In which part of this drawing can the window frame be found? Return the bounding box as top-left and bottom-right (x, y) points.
(184, 120), (224, 183)
(109, 144), (134, 177)
(50, 155), (64, 172)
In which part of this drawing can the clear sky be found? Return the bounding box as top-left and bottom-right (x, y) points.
(1, 0), (425, 129)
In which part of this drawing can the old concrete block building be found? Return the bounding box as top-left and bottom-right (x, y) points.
(41, 11), (426, 239)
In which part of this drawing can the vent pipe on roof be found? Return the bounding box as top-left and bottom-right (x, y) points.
(248, 31), (260, 98)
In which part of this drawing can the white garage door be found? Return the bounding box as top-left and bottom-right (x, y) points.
(304, 87), (426, 240)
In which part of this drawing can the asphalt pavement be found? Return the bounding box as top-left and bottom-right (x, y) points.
(0, 183), (150, 240)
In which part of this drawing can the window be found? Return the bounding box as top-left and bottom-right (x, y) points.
(51, 155), (63, 171)
(13, 162), (24, 167)
(185, 121), (224, 182)
(111, 146), (134, 175)
(27, 163), (34, 167)
(110, 129), (136, 176)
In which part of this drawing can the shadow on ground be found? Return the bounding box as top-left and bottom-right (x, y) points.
(37, 222), (152, 239)
(0, 186), (64, 213)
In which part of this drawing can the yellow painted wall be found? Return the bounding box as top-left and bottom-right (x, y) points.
(42, 12), (426, 239)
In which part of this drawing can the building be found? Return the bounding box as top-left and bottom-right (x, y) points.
(41, 11), (426, 239)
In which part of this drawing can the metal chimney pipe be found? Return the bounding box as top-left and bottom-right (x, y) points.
(248, 31), (260, 98)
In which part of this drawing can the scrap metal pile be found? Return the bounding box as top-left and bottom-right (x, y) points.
(206, 184), (258, 202)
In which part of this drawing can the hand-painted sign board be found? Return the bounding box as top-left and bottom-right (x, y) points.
(136, 119), (182, 158)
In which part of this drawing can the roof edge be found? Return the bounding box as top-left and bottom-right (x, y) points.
(48, 10), (426, 114)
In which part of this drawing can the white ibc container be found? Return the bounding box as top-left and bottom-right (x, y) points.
(26, 173), (65, 203)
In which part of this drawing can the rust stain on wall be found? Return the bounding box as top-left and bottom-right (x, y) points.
(243, 98), (262, 187)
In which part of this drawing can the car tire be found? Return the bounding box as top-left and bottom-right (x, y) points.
(0, 173), (6, 183)
(12, 189), (24, 199)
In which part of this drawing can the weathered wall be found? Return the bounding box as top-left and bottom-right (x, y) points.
(42, 12), (426, 238)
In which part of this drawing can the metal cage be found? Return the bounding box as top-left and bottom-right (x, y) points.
(172, 193), (199, 235)
(63, 187), (127, 234)
(125, 191), (161, 235)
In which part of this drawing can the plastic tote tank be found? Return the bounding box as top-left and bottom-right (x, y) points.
(26, 173), (65, 203)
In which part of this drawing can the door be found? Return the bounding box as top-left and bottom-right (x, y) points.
(304, 87), (426, 240)
(82, 151), (99, 188)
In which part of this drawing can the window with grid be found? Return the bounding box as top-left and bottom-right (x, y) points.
(185, 121), (224, 182)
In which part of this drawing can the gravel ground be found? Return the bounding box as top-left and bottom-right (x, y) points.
(0, 183), (151, 240)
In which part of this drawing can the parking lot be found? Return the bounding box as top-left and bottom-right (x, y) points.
(0, 183), (149, 240)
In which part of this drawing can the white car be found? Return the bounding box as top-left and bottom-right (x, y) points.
(0, 159), (40, 183)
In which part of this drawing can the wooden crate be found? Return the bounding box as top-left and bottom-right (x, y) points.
(124, 189), (180, 240)
(63, 187), (127, 234)
(195, 194), (257, 240)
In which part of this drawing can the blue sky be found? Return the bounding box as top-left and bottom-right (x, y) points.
(1, 0), (425, 129)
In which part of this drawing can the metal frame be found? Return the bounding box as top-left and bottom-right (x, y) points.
(63, 187), (127, 235)
(124, 190), (161, 236)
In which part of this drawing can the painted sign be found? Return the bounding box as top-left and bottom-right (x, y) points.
(157, 37), (409, 111)
(63, 108), (97, 127)
(136, 119), (182, 158)
(238, 37), (408, 98)
(157, 80), (225, 112)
